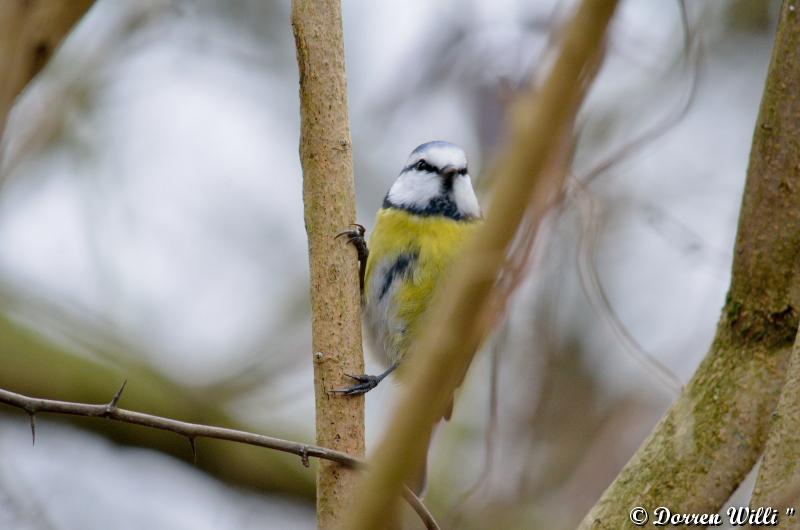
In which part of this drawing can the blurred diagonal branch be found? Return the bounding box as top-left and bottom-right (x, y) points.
(0, 1), (169, 182)
(0, 380), (439, 530)
(292, 0), (364, 528)
(344, 1), (619, 528)
(0, 0), (94, 143)
(580, 1), (800, 526)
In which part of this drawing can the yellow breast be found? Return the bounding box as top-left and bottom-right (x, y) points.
(363, 207), (481, 365)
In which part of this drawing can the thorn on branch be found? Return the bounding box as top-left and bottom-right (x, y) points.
(188, 436), (197, 465)
(106, 379), (127, 415)
(300, 445), (310, 468)
(28, 412), (36, 446)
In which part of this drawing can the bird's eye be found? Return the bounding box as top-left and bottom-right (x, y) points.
(415, 160), (427, 171)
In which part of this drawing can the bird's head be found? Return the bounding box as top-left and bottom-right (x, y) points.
(384, 141), (481, 221)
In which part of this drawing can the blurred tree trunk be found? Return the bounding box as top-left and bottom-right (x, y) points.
(580, 1), (800, 527)
(0, 0), (94, 142)
(291, 1), (365, 529)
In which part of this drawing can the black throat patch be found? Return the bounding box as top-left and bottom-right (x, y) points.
(382, 193), (471, 221)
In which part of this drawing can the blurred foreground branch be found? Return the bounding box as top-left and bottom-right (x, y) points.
(344, 1), (619, 529)
(292, 0), (364, 528)
(580, 1), (800, 526)
(0, 0), (93, 142)
(0, 383), (439, 530)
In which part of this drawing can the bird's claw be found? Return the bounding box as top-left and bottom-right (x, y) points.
(335, 224), (365, 242)
(335, 224), (369, 294)
(332, 373), (381, 396)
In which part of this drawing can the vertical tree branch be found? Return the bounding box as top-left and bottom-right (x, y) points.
(0, 0), (94, 142)
(580, 1), (800, 527)
(343, 1), (619, 529)
(291, 1), (364, 528)
(747, 0), (800, 516)
(750, 326), (800, 520)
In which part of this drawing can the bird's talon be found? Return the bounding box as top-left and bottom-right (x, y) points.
(333, 373), (381, 395)
(335, 224), (365, 241)
(335, 224), (369, 294)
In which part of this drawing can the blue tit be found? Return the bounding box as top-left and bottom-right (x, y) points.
(337, 141), (482, 406)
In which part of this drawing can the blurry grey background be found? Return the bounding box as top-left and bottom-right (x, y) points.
(0, 0), (779, 528)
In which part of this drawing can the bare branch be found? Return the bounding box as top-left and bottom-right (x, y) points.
(291, 0), (364, 527)
(0, 385), (353, 465)
(0, 385), (439, 530)
(0, 312), (315, 494)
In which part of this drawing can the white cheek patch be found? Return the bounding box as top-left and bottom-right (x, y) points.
(387, 170), (441, 209)
(453, 175), (481, 218)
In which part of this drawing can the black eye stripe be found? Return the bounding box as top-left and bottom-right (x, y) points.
(414, 160), (437, 173)
(402, 159), (468, 175)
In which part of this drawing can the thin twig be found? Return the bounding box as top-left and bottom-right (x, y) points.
(572, 178), (683, 394)
(0, 385), (439, 530)
(582, 0), (698, 186)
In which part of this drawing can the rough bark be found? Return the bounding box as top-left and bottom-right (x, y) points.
(0, 0), (94, 141)
(291, 1), (365, 528)
(343, 1), (619, 529)
(749, 327), (800, 526)
(579, 1), (800, 527)
(748, 3), (800, 510)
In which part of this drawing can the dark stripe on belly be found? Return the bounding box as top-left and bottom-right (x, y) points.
(379, 253), (418, 300)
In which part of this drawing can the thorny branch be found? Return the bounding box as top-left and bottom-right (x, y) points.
(0, 383), (439, 530)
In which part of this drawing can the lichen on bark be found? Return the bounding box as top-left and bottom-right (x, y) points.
(580, 1), (800, 527)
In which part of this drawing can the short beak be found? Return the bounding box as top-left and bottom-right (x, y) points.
(441, 165), (459, 180)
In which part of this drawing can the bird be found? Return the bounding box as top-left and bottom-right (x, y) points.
(335, 140), (482, 494)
